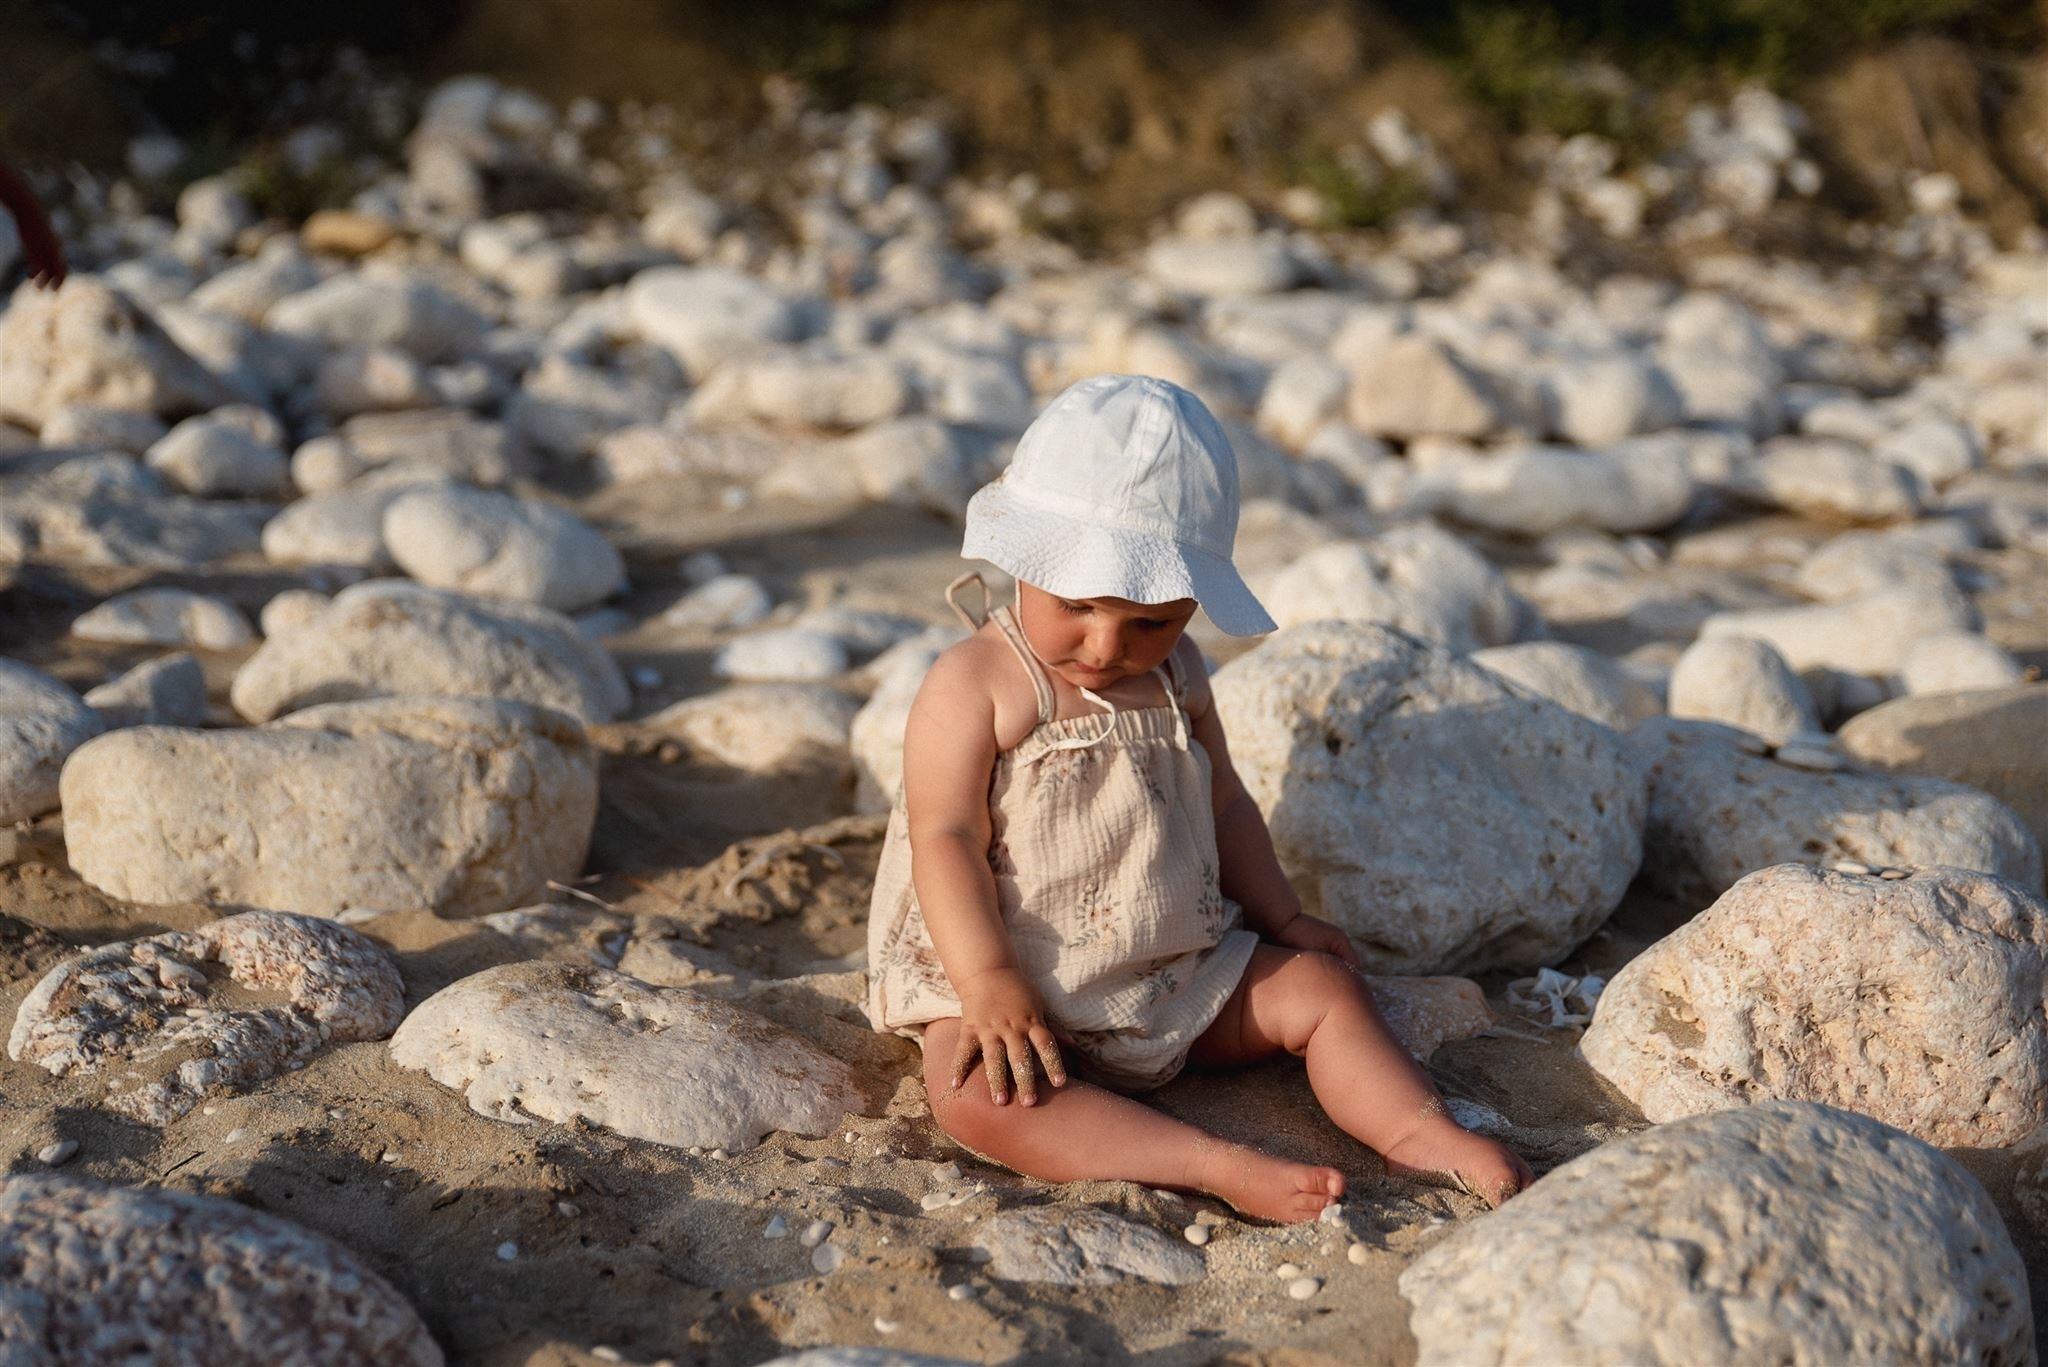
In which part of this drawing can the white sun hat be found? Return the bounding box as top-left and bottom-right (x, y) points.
(962, 373), (1276, 636)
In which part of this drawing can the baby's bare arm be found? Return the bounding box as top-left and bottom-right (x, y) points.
(902, 642), (1068, 1103)
(1179, 639), (1307, 938)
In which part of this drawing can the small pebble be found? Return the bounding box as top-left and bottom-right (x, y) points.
(222, 1127), (246, 1144)
(1193, 1209), (1227, 1227)
(1881, 867), (1911, 880)
(874, 1317), (900, 1334)
(763, 1215), (789, 1239)
(1287, 1276), (1322, 1301)
(201, 1104), (219, 1116)
(1183, 1224), (1210, 1247)
(326, 1107), (346, 1119)
(1275, 1262), (1303, 1279)
(1347, 1241), (1372, 1265)
(844, 1131), (857, 1143)
(496, 1241), (518, 1262)
(931, 1161), (963, 1183)
(811, 1243), (844, 1274)
(688, 1146), (704, 1156)
(707, 1147), (729, 1160)
(36, 1140), (78, 1167)
(947, 1283), (979, 1302)
(800, 1219), (834, 1248)
(556, 1200), (580, 1218)
(920, 1191), (953, 1212)
(1832, 860), (1873, 875)
(1775, 741), (1845, 772)
(380, 1150), (399, 1164)
(591, 1350), (623, 1364)
(1317, 1202), (1345, 1225)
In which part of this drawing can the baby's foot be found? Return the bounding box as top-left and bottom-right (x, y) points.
(1191, 1139), (1344, 1224)
(1381, 1118), (1533, 1209)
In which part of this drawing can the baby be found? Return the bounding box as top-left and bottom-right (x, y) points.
(867, 374), (1532, 1221)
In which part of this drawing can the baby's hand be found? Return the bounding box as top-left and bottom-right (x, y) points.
(1269, 911), (1361, 966)
(950, 966), (1069, 1107)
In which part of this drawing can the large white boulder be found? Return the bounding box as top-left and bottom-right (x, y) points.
(0, 1174), (443, 1364)
(1544, 355), (1682, 447)
(0, 278), (238, 426)
(1141, 235), (1300, 297)
(382, 485), (625, 612)
(692, 347), (912, 430)
(624, 266), (807, 380)
(143, 409), (291, 499)
(390, 961), (867, 1151)
(1211, 623), (1645, 974)
(1731, 437), (1925, 523)
(1255, 523), (1531, 652)
(1896, 631), (2027, 695)
(1398, 1103), (2031, 1366)
(9, 911), (405, 1123)
(1667, 634), (1819, 741)
(230, 580), (628, 724)
(291, 409), (526, 493)
(1583, 864), (2048, 1145)
(70, 587), (255, 651)
(0, 660), (104, 823)
(60, 696), (598, 918)
(1628, 719), (2043, 907)
(0, 452), (267, 568)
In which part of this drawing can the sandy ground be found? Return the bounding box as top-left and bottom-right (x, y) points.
(3, 485), (2044, 1365)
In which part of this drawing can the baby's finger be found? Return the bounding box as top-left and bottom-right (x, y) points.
(948, 1033), (981, 1092)
(1029, 1027), (1068, 1087)
(1007, 1036), (1040, 1106)
(981, 1034), (1011, 1105)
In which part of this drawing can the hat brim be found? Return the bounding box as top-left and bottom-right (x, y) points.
(962, 485), (1276, 637)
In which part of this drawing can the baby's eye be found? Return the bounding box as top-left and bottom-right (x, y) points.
(1057, 600), (1091, 616)
(1135, 618), (1171, 630)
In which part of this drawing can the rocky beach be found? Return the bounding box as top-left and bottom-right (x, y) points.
(1, 16), (2046, 1364)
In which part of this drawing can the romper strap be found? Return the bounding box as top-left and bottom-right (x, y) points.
(1157, 649), (1192, 751)
(943, 571), (989, 630)
(989, 605), (1057, 726)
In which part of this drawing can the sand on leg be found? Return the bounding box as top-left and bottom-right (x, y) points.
(919, 1016), (1342, 1223)
(1188, 945), (1534, 1206)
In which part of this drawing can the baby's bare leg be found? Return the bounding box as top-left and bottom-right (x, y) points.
(920, 1017), (1342, 1223)
(1193, 946), (1534, 1206)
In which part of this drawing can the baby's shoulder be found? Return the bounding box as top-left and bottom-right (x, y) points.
(915, 626), (1041, 751)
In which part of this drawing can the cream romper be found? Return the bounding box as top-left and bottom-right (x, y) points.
(865, 575), (1261, 1092)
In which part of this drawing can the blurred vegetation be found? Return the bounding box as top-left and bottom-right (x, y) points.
(1296, 151), (1429, 228)
(1389, 0), (2043, 140)
(689, 0), (900, 105)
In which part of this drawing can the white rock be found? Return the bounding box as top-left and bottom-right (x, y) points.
(0, 1173), (443, 1363)
(37, 404), (167, 454)
(0, 661), (103, 823)
(259, 589), (332, 637)
(292, 410), (527, 493)
(1346, 334), (1504, 440)
(1792, 523), (1969, 601)
(644, 684), (858, 774)
(174, 176), (254, 255)
(1897, 632), (2027, 696)
(504, 355), (673, 461)
(1142, 235), (1300, 297)
(313, 346), (437, 419)
(70, 587), (254, 651)
(1212, 622), (1645, 973)
(0, 452), (265, 568)
(1544, 356), (1682, 447)
(1698, 585), (1977, 678)
(83, 653), (208, 729)
(624, 266), (807, 380)
(1399, 1103), (2031, 1365)
(8, 911), (405, 1123)
(383, 485), (625, 613)
(260, 467), (453, 571)
(1837, 686), (2048, 860)
(1667, 635), (1820, 741)
(763, 417), (998, 519)
(1413, 438), (1695, 535)
(1875, 414), (1982, 489)
(1287, 1276), (1321, 1301)
(661, 574), (774, 632)
(390, 961), (866, 1151)
(1733, 437), (1925, 523)
(1583, 864), (2048, 1145)
(268, 273), (489, 363)
(1256, 524), (1530, 652)
(1467, 641), (1659, 731)
(1255, 355), (1349, 451)
(968, 1207), (1204, 1286)
(0, 278), (237, 427)
(715, 629), (849, 682)
(230, 580), (628, 725)
(1628, 719), (2044, 907)
(61, 697), (598, 918)
(702, 348), (912, 430)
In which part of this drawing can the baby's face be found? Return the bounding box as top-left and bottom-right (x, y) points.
(1015, 582), (1197, 691)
